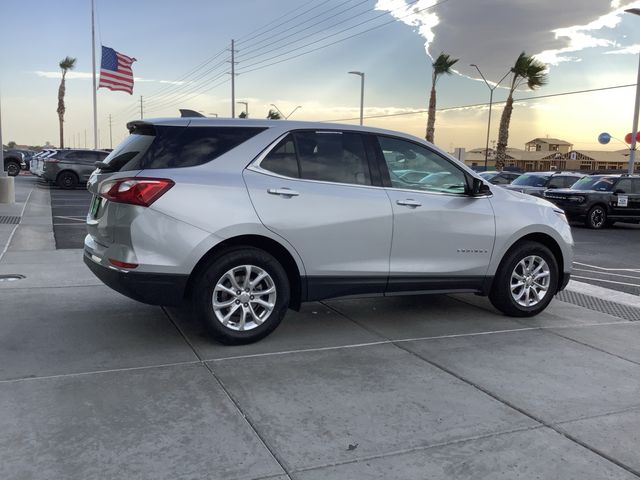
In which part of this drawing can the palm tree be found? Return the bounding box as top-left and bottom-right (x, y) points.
(56, 56), (76, 148)
(426, 52), (458, 144)
(267, 109), (282, 120)
(495, 52), (547, 170)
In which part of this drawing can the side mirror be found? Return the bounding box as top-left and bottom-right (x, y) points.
(467, 176), (491, 196)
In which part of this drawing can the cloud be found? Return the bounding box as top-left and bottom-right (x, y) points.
(376, 0), (640, 80)
(35, 71), (94, 79)
(34, 71), (185, 84)
(604, 44), (640, 54)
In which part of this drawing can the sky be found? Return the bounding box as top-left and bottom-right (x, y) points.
(1, 0), (640, 152)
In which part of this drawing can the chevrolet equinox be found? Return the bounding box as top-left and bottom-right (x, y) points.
(84, 119), (573, 344)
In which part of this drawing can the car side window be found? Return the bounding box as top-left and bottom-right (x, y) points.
(378, 136), (466, 194)
(493, 174), (510, 185)
(615, 179), (633, 193)
(548, 176), (564, 188)
(563, 176), (579, 188)
(293, 131), (371, 186)
(260, 135), (299, 178)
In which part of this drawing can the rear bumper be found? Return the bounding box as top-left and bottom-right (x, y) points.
(84, 252), (188, 306)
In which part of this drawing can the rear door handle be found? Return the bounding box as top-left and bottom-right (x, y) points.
(267, 188), (300, 197)
(396, 199), (422, 208)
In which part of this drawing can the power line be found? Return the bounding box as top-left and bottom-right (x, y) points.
(236, 0), (444, 74)
(236, 0), (335, 45)
(111, 59), (229, 120)
(237, 0), (372, 60)
(144, 77), (231, 116)
(116, 0), (425, 120)
(143, 59), (228, 108)
(322, 83), (638, 122)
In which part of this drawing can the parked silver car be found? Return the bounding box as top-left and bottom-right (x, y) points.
(84, 119), (573, 344)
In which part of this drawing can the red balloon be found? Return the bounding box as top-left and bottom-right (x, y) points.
(625, 132), (640, 144)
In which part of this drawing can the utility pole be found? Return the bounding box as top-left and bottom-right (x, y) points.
(348, 71), (365, 125)
(91, 0), (98, 149)
(108, 114), (113, 149)
(84, 130), (87, 148)
(231, 39), (236, 118)
(140, 96), (144, 119)
(626, 9), (640, 173)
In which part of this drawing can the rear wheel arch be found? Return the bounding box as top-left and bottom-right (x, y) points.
(185, 234), (303, 310)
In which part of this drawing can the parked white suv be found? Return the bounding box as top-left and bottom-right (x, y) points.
(84, 119), (573, 344)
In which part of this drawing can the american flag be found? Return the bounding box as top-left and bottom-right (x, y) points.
(98, 46), (136, 94)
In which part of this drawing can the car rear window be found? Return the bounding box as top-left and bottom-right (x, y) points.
(102, 126), (266, 172)
(511, 174), (550, 187)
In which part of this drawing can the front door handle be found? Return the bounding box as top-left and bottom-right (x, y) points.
(267, 188), (300, 197)
(396, 199), (422, 208)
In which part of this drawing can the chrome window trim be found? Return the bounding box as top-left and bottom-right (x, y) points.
(247, 130), (492, 198)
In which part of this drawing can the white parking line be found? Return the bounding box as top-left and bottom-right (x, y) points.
(573, 268), (640, 280)
(53, 216), (85, 222)
(571, 275), (640, 287)
(573, 261), (640, 273)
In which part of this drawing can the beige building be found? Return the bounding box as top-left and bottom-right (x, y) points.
(525, 138), (573, 154)
(463, 138), (631, 172)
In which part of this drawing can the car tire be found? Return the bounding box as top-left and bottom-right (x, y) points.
(57, 171), (79, 189)
(489, 241), (559, 317)
(5, 161), (20, 177)
(193, 247), (290, 345)
(585, 205), (607, 229)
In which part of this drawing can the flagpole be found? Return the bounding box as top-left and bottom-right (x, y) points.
(91, 0), (98, 149)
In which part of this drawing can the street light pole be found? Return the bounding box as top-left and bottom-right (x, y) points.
(625, 8), (640, 174)
(237, 101), (248, 118)
(470, 64), (511, 170)
(348, 71), (365, 125)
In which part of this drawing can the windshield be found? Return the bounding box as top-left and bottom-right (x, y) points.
(571, 176), (615, 191)
(480, 171), (498, 180)
(511, 174), (550, 187)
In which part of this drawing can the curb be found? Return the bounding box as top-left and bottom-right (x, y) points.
(565, 279), (640, 309)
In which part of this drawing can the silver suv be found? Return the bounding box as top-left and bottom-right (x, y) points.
(84, 119), (573, 344)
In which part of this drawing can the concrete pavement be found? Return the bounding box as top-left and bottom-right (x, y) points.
(1, 177), (639, 479)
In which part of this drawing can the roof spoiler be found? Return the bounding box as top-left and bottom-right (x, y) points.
(179, 109), (205, 118)
(126, 120), (155, 135)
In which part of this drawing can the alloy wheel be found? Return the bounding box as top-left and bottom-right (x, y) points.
(510, 255), (550, 307)
(212, 264), (277, 331)
(590, 208), (605, 228)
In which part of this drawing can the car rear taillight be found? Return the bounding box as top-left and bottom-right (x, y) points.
(108, 258), (139, 269)
(44, 158), (59, 163)
(99, 177), (175, 207)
